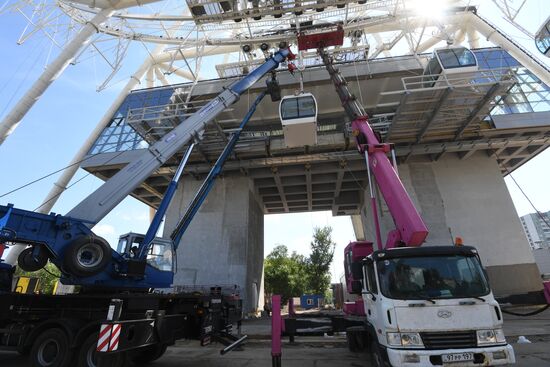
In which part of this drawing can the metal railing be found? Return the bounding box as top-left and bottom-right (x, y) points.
(399, 67), (517, 92)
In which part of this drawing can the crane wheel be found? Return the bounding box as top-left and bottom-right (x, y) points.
(77, 331), (126, 367)
(18, 247), (49, 272)
(30, 328), (73, 367)
(63, 236), (111, 278)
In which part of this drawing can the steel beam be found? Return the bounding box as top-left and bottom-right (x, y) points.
(454, 83), (501, 139)
(416, 87), (453, 143)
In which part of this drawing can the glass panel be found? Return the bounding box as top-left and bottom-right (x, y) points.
(281, 98), (299, 119)
(297, 96), (316, 118)
(377, 255), (490, 300)
(366, 262), (378, 294)
(146, 241), (173, 271)
(535, 19), (550, 55)
(454, 48), (477, 67)
(437, 49), (460, 69)
(116, 238), (127, 254)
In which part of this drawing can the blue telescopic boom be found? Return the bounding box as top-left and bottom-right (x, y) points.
(138, 143), (195, 259)
(170, 91), (267, 247)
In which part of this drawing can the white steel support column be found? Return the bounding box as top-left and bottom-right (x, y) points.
(0, 8), (115, 146)
(5, 44), (167, 266)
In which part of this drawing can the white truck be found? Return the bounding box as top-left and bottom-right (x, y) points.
(360, 245), (515, 366)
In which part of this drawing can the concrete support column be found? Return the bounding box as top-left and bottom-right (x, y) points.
(164, 174), (264, 314)
(356, 152), (542, 296)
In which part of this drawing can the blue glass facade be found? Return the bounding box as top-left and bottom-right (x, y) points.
(473, 48), (550, 115)
(89, 86), (184, 154)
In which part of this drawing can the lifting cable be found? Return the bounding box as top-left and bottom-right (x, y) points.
(0, 146), (127, 208)
(494, 151), (550, 229)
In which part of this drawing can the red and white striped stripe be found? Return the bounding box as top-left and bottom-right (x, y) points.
(96, 323), (121, 352)
(97, 324), (112, 352)
(108, 324), (121, 351)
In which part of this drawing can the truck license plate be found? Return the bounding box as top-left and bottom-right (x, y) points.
(442, 352), (474, 363)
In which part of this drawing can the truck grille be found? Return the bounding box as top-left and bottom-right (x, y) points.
(420, 331), (477, 349)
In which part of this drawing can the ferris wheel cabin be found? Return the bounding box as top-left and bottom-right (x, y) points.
(535, 16), (550, 57)
(279, 93), (318, 148)
(422, 47), (479, 87)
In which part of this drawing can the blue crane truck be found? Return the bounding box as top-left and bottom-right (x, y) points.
(0, 46), (292, 367)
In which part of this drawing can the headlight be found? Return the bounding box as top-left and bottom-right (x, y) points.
(495, 328), (506, 343)
(477, 329), (497, 345)
(387, 332), (402, 346)
(386, 332), (423, 348)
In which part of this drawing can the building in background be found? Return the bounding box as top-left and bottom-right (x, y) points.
(520, 212), (550, 249)
(520, 212), (550, 275)
(300, 294), (324, 310)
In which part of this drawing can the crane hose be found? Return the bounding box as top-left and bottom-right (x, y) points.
(501, 304), (550, 317)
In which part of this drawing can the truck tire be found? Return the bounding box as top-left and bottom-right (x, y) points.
(18, 247), (49, 272)
(346, 330), (360, 352)
(63, 236), (111, 277)
(130, 343), (168, 364)
(30, 328), (73, 367)
(346, 327), (367, 352)
(370, 338), (390, 367)
(77, 332), (126, 367)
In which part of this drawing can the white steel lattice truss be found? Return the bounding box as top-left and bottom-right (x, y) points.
(0, 0), (549, 215)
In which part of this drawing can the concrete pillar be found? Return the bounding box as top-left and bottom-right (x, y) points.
(357, 152), (542, 296)
(163, 174), (264, 314)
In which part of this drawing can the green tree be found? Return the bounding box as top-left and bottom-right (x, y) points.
(264, 245), (308, 304)
(15, 262), (61, 294)
(306, 226), (336, 295)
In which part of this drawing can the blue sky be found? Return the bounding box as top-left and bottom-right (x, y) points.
(0, 1), (549, 282)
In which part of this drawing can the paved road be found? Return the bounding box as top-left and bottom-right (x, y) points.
(2, 308), (550, 367)
(1, 338), (549, 367)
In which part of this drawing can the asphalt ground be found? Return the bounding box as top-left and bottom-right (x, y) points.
(1, 307), (549, 367)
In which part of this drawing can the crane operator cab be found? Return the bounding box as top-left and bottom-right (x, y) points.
(116, 232), (175, 282)
(279, 92), (318, 148)
(422, 47), (479, 88)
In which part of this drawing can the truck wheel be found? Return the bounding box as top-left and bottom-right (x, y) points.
(18, 247), (49, 272)
(63, 236), (111, 277)
(30, 328), (72, 367)
(77, 332), (126, 367)
(130, 343), (168, 364)
(346, 330), (360, 352)
(370, 338), (390, 367)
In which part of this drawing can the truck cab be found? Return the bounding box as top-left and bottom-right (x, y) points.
(362, 245), (515, 366)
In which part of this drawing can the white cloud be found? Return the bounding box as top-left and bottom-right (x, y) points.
(93, 224), (116, 237)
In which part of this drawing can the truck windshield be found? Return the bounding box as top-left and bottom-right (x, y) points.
(376, 255), (490, 300)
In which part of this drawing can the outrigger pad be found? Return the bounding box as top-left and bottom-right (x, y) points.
(297, 26), (344, 51)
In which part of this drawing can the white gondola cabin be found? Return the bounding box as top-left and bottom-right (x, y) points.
(279, 93), (318, 148)
(423, 47), (479, 87)
(535, 16), (550, 57)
